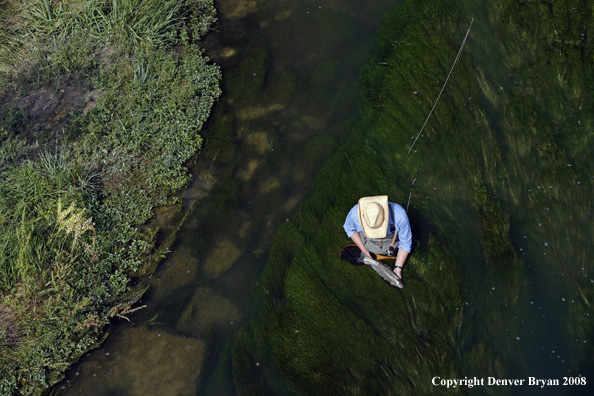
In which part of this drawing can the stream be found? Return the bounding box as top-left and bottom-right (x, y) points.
(51, 0), (401, 395)
(50, 0), (594, 395)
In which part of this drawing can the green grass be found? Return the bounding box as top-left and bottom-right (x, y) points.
(0, 0), (220, 394)
(0, 0), (216, 79)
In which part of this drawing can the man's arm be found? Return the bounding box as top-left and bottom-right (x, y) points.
(394, 248), (408, 278)
(351, 231), (372, 259)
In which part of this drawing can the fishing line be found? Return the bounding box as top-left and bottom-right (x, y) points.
(407, 18), (474, 155)
(405, 18), (474, 213)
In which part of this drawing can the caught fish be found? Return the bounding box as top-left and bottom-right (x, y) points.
(359, 254), (404, 289)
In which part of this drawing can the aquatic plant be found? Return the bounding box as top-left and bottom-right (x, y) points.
(0, 0), (220, 394)
(231, 0), (593, 393)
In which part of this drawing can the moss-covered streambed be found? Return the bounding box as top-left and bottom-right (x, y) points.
(0, 1), (220, 394)
(231, 0), (594, 394)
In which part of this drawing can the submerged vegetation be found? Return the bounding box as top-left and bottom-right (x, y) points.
(231, 0), (594, 394)
(0, 0), (220, 394)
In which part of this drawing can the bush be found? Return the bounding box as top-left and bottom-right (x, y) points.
(0, 1), (221, 394)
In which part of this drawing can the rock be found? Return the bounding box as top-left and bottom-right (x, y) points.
(177, 287), (241, 335)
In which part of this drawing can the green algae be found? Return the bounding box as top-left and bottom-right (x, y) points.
(225, 47), (270, 98)
(231, 0), (594, 394)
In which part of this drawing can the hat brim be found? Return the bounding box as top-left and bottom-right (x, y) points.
(358, 195), (389, 238)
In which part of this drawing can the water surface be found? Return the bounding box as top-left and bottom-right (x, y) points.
(51, 1), (594, 395)
(51, 0), (402, 394)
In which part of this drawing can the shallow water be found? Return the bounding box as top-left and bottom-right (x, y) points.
(51, 0), (401, 395)
(459, 4), (594, 388)
(50, 0), (594, 395)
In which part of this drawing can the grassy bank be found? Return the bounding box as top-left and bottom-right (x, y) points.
(230, 0), (593, 394)
(0, 0), (220, 394)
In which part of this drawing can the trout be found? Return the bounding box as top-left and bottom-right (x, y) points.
(359, 254), (404, 289)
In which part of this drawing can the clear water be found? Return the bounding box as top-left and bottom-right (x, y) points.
(51, 0), (402, 395)
(50, 0), (594, 395)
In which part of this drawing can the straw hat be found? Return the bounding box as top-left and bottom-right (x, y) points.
(358, 195), (389, 238)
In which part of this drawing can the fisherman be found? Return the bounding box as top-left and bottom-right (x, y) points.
(343, 195), (412, 279)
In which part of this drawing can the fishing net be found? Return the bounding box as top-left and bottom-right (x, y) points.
(339, 245), (377, 265)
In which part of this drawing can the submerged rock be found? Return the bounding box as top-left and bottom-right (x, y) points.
(66, 327), (205, 396)
(238, 103), (285, 121)
(202, 238), (242, 278)
(238, 159), (261, 181)
(114, 327), (205, 396)
(151, 247), (199, 299)
(246, 131), (271, 155)
(177, 287), (241, 335)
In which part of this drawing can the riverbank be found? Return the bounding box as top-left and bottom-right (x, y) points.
(0, 1), (220, 394)
(45, 1), (412, 394)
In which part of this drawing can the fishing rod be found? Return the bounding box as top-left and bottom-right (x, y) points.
(405, 18), (474, 213)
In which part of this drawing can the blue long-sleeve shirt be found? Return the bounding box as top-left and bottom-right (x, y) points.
(343, 202), (412, 253)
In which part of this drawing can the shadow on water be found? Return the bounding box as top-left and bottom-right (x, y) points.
(50, 0), (402, 395)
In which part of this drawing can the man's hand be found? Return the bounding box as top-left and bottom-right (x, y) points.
(351, 231), (372, 259)
(361, 247), (372, 259)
